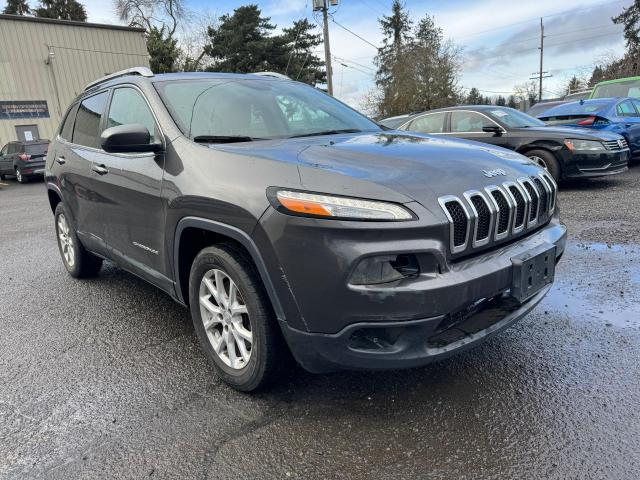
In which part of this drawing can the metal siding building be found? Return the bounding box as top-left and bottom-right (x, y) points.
(0, 14), (148, 144)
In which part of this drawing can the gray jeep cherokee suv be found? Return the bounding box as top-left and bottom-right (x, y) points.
(45, 67), (566, 391)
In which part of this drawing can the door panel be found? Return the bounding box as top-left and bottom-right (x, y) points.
(0, 144), (11, 173)
(92, 87), (167, 280)
(63, 91), (110, 253)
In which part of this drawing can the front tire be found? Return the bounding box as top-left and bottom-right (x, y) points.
(54, 203), (103, 278)
(526, 149), (561, 182)
(15, 168), (27, 184)
(188, 244), (285, 392)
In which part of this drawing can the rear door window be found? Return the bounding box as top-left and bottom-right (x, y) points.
(409, 113), (446, 133)
(72, 91), (108, 149)
(106, 88), (157, 142)
(450, 111), (494, 133)
(617, 100), (637, 117)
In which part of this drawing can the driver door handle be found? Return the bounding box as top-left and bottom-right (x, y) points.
(92, 164), (109, 175)
(56, 156), (66, 165)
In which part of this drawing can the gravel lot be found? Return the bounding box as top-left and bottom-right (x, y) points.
(1, 168), (639, 479)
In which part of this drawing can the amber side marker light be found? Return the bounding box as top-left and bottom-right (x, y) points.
(274, 190), (414, 221)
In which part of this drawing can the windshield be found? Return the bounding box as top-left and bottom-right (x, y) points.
(154, 78), (380, 141)
(541, 101), (613, 117)
(592, 78), (640, 99)
(488, 108), (545, 128)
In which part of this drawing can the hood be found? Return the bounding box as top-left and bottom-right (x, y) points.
(212, 132), (544, 213)
(510, 125), (622, 141)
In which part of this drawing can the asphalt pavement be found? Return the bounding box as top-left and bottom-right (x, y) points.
(1, 169), (639, 479)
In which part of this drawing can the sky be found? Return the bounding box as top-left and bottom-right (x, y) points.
(4, 0), (631, 109)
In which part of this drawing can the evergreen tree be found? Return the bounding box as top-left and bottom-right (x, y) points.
(507, 95), (517, 108)
(374, 0), (414, 116)
(147, 26), (180, 73)
(373, 4), (460, 116)
(466, 87), (482, 104)
(3, 0), (31, 15)
(495, 95), (506, 106)
(35, 0), (87, 21)
(565, 75), (585, 95)
(281, 19), (325, 85)
(204, 5), (278, 73)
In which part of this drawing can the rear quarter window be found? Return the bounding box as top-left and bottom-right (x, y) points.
(72, 91), (109, 149)
(59, 103), (79, 141)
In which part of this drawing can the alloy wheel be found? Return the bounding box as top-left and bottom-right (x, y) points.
(57, 213), (75, 267)
(529, 155), (548, 171)
(199, 268), (253, 370)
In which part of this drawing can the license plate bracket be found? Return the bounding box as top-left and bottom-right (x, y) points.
(511, 243), (556, 303)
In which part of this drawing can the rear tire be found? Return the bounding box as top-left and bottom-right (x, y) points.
(526, 149), (561, 182)
(188, 244), (286, 392)
(54, 203), (103, 278)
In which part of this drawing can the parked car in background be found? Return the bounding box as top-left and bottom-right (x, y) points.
(526, 100), (568, 118)
(564, 90), (592, 101)
(590, 76), (640, 99)
(538, 97), (640, 161)
(0, 140), (49, 183)
(383, 106), (629, 181)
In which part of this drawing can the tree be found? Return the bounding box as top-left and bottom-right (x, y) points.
(204, 5), (278, 73)
(373, 3), (461, 116)
(35, 0), (87, 21)
(202, 6), (325, 85)
(147, 26), (179, 73)
(3, 0), (30, 15)
(514, 81), (538, 108)
(495, 95), (506, 106)
(281, 19), (325, 84)
(507, 95), (518, 108)
(564, 75), (585, 95)
(466, 87), (482, 104)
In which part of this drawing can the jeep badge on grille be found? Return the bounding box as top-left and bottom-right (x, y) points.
(482, 168), (507, 178)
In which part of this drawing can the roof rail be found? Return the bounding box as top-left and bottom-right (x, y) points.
(252, 71), (290, 80)
(84, 67), (154, 91)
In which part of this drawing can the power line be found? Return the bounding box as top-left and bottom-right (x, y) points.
(456, 0), (630, 40)
(329, 15), (379, 49)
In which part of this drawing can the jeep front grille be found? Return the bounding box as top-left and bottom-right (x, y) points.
(438, 172), (557, 255)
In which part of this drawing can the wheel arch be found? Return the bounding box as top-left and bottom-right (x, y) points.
(173, 217), (285, 322)
(47, 184), (63, 214)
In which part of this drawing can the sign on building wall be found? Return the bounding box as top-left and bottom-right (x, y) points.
(0, 100), (50, 119)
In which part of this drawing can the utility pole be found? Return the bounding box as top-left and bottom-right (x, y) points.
(529, 18), (552, 103)
(313, 0), (338, 96)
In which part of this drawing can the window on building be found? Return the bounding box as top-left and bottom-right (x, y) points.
(450, 111), (495, 133)
(106, 88), (157, 142)
(72, 91), (108, 149)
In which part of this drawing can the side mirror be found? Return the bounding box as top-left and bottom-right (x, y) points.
(482, 125), (503, 135)
(100, 124), (162, 153)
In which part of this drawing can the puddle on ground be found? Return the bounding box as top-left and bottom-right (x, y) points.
(540, 241), (640, 328)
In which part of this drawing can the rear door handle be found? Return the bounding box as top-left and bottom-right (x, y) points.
(56, 156), (66, 165)
(92, 164), (109, 175)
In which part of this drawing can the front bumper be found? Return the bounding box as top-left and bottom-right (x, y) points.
(564, 149), (629, 178)
(266, 215), (566, 373)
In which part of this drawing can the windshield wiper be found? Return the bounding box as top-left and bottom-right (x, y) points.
(288, 129), (363, 138)
(193, 135), (264, 144)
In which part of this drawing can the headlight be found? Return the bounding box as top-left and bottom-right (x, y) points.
(271, 189), (414, 221)
(564, 139), (605, 152)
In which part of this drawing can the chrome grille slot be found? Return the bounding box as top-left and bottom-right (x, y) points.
(540, 171), (557, 213)
(438, 196), (470, 253)
(507, 184), (526, 230)
(533, 177), (548, 217)
(471, 195), (491, 241)
(521, 179), (539, 224)
(489, 188), (511, 237)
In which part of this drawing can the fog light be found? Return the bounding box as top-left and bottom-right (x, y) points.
(349, 254), (419, 285)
